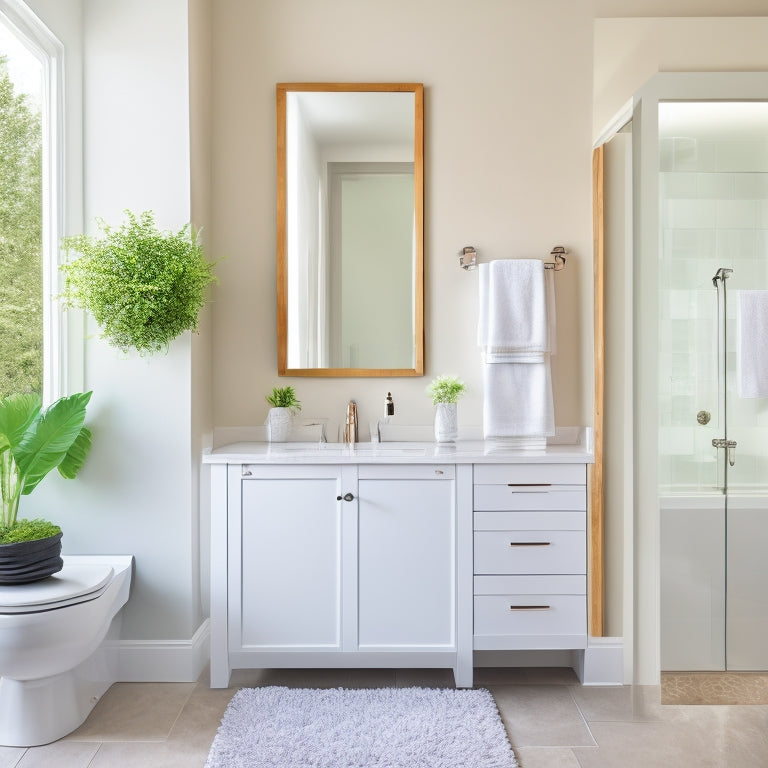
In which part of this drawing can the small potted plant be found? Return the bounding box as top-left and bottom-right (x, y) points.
(265, 386), (301, 442)
(427, 374), (466, 443)
(0, 391), (92, 583)
(59, 210), (217, 355)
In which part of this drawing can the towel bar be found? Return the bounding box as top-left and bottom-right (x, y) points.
(459, 246), (567, 272)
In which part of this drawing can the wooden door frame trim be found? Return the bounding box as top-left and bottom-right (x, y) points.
(590, 144), (605, 637)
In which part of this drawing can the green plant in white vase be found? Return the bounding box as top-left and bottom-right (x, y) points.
(60, 210), (217, 355)
(265, 386), (301, 442)
(427, 375), (466, 443)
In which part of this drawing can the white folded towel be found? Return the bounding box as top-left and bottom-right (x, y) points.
(482, 361), (554, 438)
(477, 259), (548, 358)
(737, 290), (768, 398)
(477, 258), (556, 438)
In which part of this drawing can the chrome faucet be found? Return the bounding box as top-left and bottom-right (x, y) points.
(344, 401), (358, 443)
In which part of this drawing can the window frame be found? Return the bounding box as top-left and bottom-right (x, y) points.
(0, 0), (67, 402)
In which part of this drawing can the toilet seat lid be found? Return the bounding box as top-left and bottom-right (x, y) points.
(0, 563), (115, 610)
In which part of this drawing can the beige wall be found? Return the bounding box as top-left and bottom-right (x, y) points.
(209, 2), (768, 432)
(207, 2), (768, 661)
(209, 0), (594, 435)
(594, 17), (768, 138)
(209, 1), (768, 434)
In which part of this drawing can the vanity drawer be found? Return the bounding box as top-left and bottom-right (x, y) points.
(474, 510), (585, 532)
(474, 485), (585, 512)
(358, 464), (455, 480)
(474, 574), (586, 640)
(474, 530), (586, 575)
(474, 464), (585, 486)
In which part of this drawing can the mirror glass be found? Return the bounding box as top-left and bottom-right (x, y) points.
(277, 83), (423, 376)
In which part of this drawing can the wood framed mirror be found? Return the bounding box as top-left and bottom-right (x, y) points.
(276, 83), (424, 377)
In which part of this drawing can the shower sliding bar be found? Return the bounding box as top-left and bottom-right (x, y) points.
(712, 267), (736, 472)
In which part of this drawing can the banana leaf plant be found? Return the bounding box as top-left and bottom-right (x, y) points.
(0, 391), (92, 532)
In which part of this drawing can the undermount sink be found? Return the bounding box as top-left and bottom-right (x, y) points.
(271, 444), (346, 452)
(269, 443), (426, 456)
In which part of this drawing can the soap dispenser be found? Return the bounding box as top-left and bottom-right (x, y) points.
(385, 392), (394, 417)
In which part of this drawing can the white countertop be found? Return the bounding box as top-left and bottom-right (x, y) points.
(203, 435), (593, 465)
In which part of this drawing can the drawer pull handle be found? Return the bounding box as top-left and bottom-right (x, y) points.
(509, 605), (550, 611)
(506, 483), (551, 490)
(509, 541), (551, 547)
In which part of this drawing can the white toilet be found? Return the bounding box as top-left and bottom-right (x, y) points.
(0, 555), (133, 746)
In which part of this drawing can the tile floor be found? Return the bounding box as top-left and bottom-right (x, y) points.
(1, 667), (766, 767)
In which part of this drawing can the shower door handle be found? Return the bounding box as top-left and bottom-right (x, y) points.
(712, 438), (737, 467)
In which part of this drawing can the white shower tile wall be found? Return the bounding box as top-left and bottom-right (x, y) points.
(717, 228), (759, 261)
(699, 171), (735, 199)
(658, 132), (768, 491)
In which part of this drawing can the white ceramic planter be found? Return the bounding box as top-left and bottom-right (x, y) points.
(434, 402), (458, 442)
(267, 407), (293, 442)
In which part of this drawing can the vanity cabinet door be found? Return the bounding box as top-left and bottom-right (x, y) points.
(357, 465), (456, 651)
(233, 467), (343, 652)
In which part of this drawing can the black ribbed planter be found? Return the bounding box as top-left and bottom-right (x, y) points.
(0, 532), (63, 584)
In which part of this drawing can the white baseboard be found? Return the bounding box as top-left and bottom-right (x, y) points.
(575, 637), (624, 685)
(102, 625), (620, 686)
(107, 619), (210, 683)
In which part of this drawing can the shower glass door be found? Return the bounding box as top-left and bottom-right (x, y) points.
(659, 100), (768, 671)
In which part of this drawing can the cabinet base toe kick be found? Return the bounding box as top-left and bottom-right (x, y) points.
(217, 650), (473, 688)
(228, 650), (460, 668)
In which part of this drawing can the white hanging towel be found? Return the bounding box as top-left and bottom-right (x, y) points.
(737, 289), (768, 398)
(477, 259), (549, 357)
(477, 259), (555, 438)
(482, 361), (554, 438)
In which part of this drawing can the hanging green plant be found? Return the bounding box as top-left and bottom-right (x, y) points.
(59, 210), (217, 355)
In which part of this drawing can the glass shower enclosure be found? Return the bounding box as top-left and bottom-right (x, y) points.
(658, 99), (768, 671)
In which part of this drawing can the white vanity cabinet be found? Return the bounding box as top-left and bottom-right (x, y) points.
(210, 460), (468, 688)
(205, 436), (593, 689)
(472, 463), (588, 650)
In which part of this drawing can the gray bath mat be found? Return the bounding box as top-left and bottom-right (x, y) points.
(205, 685), (517, 767)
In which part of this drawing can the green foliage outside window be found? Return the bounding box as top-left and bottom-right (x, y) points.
(0, 56), (43, 398)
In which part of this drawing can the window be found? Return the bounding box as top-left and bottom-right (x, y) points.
(0, 1), (63, 401)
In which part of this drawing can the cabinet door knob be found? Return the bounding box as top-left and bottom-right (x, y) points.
(336, 492), (355, 502)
